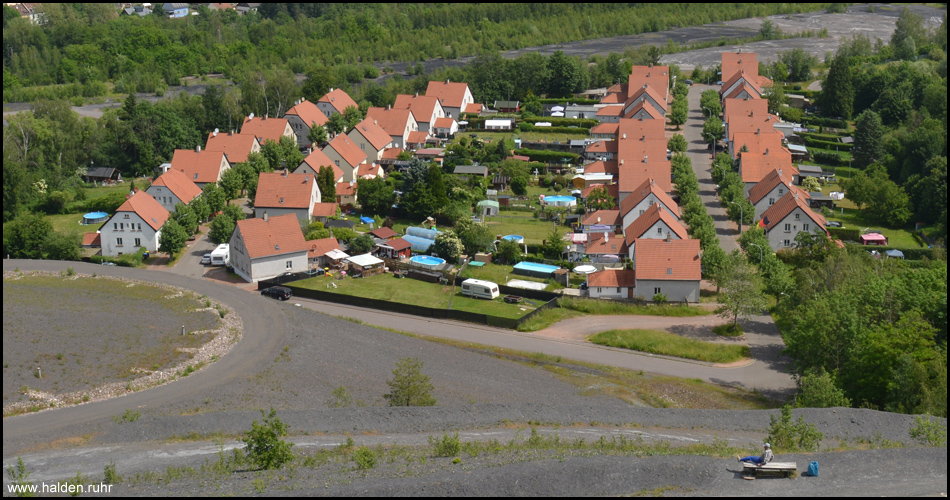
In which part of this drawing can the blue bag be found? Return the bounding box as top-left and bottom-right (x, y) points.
(806, 460), (819, 477)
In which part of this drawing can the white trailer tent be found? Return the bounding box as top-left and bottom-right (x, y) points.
(460, 279), (500, 299)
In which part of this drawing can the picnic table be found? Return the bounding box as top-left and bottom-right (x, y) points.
(742, 462), (798, 478)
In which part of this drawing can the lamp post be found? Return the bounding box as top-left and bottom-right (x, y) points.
(728, 200), (744, 235)
(749, 242), (764, 263)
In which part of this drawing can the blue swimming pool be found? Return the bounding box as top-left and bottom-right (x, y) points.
(542, 195), (576, 207)
(502, 235), (524, 242)
(410, 255), (446, 269)
(82, 212), (109, 225)
(513, 261), (560, 278)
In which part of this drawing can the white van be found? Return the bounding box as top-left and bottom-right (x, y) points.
(209, 244), (230, 266)
(460, 279), (500, 300)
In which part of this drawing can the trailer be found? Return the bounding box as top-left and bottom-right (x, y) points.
(209, 244), (230, 266)
(460, 279), (500, 300)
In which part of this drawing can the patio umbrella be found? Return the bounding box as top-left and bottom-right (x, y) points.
(572, 265), (597, 274)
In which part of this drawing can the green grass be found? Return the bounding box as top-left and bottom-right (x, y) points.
(45, 212), (104, 235)
(294, 273), (534, 320)
(712, 323), (743, 337)
(483, 214), (564, 245)
(516, 297), (713, 332)
(460, 263), (551, 289)
(454, 131), (590, 146)
(589, 329), (751, 364)
(817, 175), (922, 248)
(516, 308), (583, 332)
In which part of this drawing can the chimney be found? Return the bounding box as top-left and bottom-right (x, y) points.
(445, 78), (450, 84)
(415, 92), (419, 98)
(229, 130), (234, 136)
(666, 232), (672, 242)
(641, 135), (645, 141)
(756, 128), (761, 135)
(765, 148), (770, 156)
(263, 211), (268, 222)
(778, 168), (783, 177)
(196, 145), (201, 152)
(387, 104), (391, 111)
(283, 168), (288, 177)
(650, 179), (655, 186)
(643, 155), (648, 163)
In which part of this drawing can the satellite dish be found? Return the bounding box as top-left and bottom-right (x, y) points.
(597, 217), (601, 223)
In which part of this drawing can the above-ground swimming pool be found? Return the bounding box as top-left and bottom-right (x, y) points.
(513, 261), (560, 279)
(541, 195), (576, 208)
(82, 212), (109, 225)
(502, 235), (524, 243)
(410, 255), (446, 269)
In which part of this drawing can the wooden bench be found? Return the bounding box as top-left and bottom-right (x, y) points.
(742, 462), (798, 478)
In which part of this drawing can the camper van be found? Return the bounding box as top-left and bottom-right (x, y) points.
(209, 244), (230, 266)
(460, 279), (500, 300)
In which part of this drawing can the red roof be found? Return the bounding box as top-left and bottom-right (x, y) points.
(464, 103), (483, 114)
(366, 107), (416, 139)
(587, 140), (618, 154)
(381, 237), (412, 251)
(370, 227), (396, 239)
(381, 147), (404, 160)
(585, 232), (628, 255)
(617, 118), (666, 141)
(726, 110), (782, 143)
(325, 135), (367, 168)
(720, 70), (762, 98)
(591, 122), (620, 137)
(739, 152), (796, 185)
(723, 98), (769, 128)
(336, 181), (355, 196)
(150, 168), (202, 205)
(307, 237), (341, 260)
(625, 84), (668, 112)
(582, 210), (621, 226)
(597, 106), (624, 117)
(240, 116), (291, 144)
(82, 233), (101, 247)
(747, 169), (810, 205)
(619, 178), (681, 219)
(254, 171), (317, 210)
(623, 100), (664, 120)
(351, 118), (393, 150)
(426, 80), (472, 108)
(581, 183), (619, 202)
(623, 203), (689, 246)
(634, 238), (701, 281)
(627, 66), (669, 102)
(393, 94), (443, 124)
(235, 214), (309, 260)
(587, 269), (636, 288)
(721, 52), (758, 84)
(617, 138), (671, 194)
(433, 117), (456, 129)
(318, 88), (358, 114)
(205, 132), (260, 164)
(115, 191), (170, 231)
(300, 148), (340, 180)
(311, 202), (338, 218)
(171, 149), (228, 185)
(760, 191), (827, 232)
(356, 162), (382, 178)
(600, 93), (625, 104)
(584, 160), (619, 176)
(284, 99), (328, 128)
(407, 130), (429, 145)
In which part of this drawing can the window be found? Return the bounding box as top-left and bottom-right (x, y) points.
(360, 143), (365, 150)
(795, 213), (800, 221)
(784, 239), (791, 247)
(116, 238), (123, 246)
(803, 223), (809, 232)
(134, 238), (141, 247)
(667, 268), (672, 275)
(639, 210), (645, 216)
(654, 287), (661, 295)
(123, 214), (130, 219)
(597, 287), (602, 293)
(616, 287), (621, 293)
(137, 223), (142, 231)
(784, 223), (791, 232)
(768, 198), (775, 205)
(657, 227), (663, 234)
(334, 160), (340, 166)
(286, 261), (292, 269)
(113, 223), (118, 230)
(778, 188), (784, 195)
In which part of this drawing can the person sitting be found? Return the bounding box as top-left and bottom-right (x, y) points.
(738, 443), (773, 466)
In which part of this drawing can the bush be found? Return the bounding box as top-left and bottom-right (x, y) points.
(429, 432), (462, 457)
(352, 447), (377, 470)
(766, 405), (823, 452)
(383, 357), (436, 407)
(652, 292), (668, 305)
(241, 409), (294, 470)
(827, 227), (861, 242)
(909, 416), (947, 447)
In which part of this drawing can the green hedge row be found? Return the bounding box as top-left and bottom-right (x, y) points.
(827, 227), (861, 241)
(513, 148), (581, 163)
(518, 123), (588, 134)
(796, 131), (847, 141)
(4, 81), (109, 103)
(843, 243), (937, 260)
(802, 116), (850, 129)
(804, 136), (853, 150)
(530, 117), (599, 128)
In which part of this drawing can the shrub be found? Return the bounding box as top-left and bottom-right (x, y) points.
(429, 432), (462, 457)
(6, 457), (33, 497)
(103, 460), (121, 485)
(652, 293), (668, 305)
(909, 416), (947, 447)
(383, 357), (437, 407)
(241, 409), (294, 470)
(767, 405), (823, 452)
(352, 447), (377, 470)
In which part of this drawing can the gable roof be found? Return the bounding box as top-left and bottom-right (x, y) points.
(720, 70), (762, 98)
(82, 233), (101, 246)
(425, 80), (471, 108)
(325, 134), (367, 168)
(586, 140), (618, 154)
(393, 94), (442, 124)
(433, 117), (456, 129)
(171, 149), (227, 184)
(596, 106), (624, 118)
(582, 210), (621, 226)
(619, 177), (681, 218)
(351, 118), (393, 150)
(617, 118), (666, 141)
(369, 227), (396, 239)
(115, 191), (170, 231)
(240, 116), (291, 144)
(407, 130), (429, 145)
(590, 122), (620, 137)
(726, 111), (781, 143)
(149, 168), (202, 205)
(721, 52), (758, 83)
(760, 191), (827, 232)
(723, 97), (769, 127)
(380, 237), (412, 252)
(617, 137), (672, 194)
(299, 148), (340, 177)
(627, 65), (670, 102)
(587, 269), (637, 288)
(623, 203), (688, 246)
(581, 183), (620, 202)
(204, 132), (259, 164)
(740, 151), (796, 185)
(254, 171), (316, 210)
(634, 238), (701, 281)
(307, 236), (341, 260)
(464, 103), (484, 114)
(585, 232), (628, 255)
(625, 84), (668, 112)
(623, 99), (664, 120)
(747, 168), (810, 205)
(356, 162), (382, 178)
(336, 181), (356, 196)
(584, 160), (619, 176)
(235, 214), (309, 260)
(284, 99), (328, 128)
(318, 88), (358, 114)
(365, 107), (416, 137)
(311, 202), (338, 218)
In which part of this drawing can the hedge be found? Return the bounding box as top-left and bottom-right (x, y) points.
(810, 150), (847, 166)
(513, 148), (580, 163)
(827, 227), (861, 242)
(539, 98), (601, 105)
(528, 117), (599, 128)
(803, 136), (853, 150)
(802, 116), (850, 129)
(843, 243), (937, 260)
(796, 132), (848, 141)
(518, 123), (588, 134)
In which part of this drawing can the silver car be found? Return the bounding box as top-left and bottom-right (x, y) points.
(201, 253), (211, 265)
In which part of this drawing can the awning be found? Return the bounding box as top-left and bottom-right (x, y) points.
(325, 249), (350, 260)
(345, 253), (384, 268)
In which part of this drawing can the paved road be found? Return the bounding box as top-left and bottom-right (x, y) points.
(685, 84), (740, 253)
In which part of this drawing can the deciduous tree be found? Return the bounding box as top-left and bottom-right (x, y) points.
(715, 250), (768, 328)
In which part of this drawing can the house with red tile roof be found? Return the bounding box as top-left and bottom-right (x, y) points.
(317, 88), (359, 117)
(622, 203), (689, 260)
(721, 52), (759, 86)
(356, 162), (384, 180)
(583, 160), (619, 176)
(307, 236), (341, 269)
(82, 232), (101, 248)
(587, 269), (637, 299)
(464, 103), (484, 114)
(146, 167), (202, 213)
(623, 84), (668, 117)
(425, 79), (475, 120)
(376, 237), (413, 260)
(311, 202), (339, 223)
(723, 97), (768, 126)
(733, 131), (795, 193)
(100, 191), (170, 257)
(748, 169), (810, 222)
(253, 170), (321, 224)
(365, 106), (420, 150)
(347, 118), (393, 162)
(590, 122), (620, 140)
(620, 178), (680, 231)
(616, 137), (671, 203)
(170, 148), (230, 189)
(295, 148), (342, 182)
(623, 100), (664, 120)
(723, 82), (761, 101)
(596, 105), (624, 124)
(432, 117), (458, 137)
(322, 134), (367, 183)
(632, 238), (701, 303)
(229, 213), (310, 282)
(584, 231), (628, 264)
(720, 70), (763, 100)
(283, 99), (329, 148)
(627, 65), (670, 104)
(759, 191), (828, 251)
(204, 131), (261, 166)
(405, 130), (430, 150)
(586, 139), (618, 161)
(336, 181), (356, 207)
(240, 115), (294, 145)
(393, 93), (446, 133)
(579, 184), (620, 206)
(617, 117), (666, 141)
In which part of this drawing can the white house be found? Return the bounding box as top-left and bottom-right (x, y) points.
(425, 79), (475, 119)
(393, 93), (445, 133)
(759, 191), (828, 251)
(317, 88), (359, 118)
(283, 99), (329, 148)
(619, 178), (681, 232)
(170, 148), (230, 190)
(100, 191), (170, 257)
(632, 238), (701, 303)
(365, 106), (419, 150)
(229, 213), (310, 283)
(622, 203), (689, 261)
(587, 269), (637, 299)
(747, 168), (810, 222)
(146, 167), (202, 213)
(253, 170), (321, 224)
(347, 118), (393, 162)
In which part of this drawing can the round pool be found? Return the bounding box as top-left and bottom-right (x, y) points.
(410, 255), (446, 269)
(502, 235), (524, 243)
(82, 212), (109, 225)
(542, 195), (576, 207)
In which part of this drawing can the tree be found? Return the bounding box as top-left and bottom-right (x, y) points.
(432, 230), (463, 263)
(241, 409), (294, 470)
(190, 196), (211, 223)
(159, 218), (188, 256)
(325, 112), (347, 136)
(796, 367), (852, 408)
(510, 176), (528, 196)
(715, 251), (768, 328)
(341, 105), (362, 132)
(541, 226), (566, 259)
(357, 177), (395, 216)
(172, 203), (199, 236)
(208, 213), (235, 244)
(852, 110), (884, 169)
(307, 124), (327, 146)
(891, 7), (927, 56)
(646, 45), (662, 65)
(496, 238), (522, 264)
(202, 183), (226, 216)
(2, 213), (54, 259)
(40, 231), (81, 261)
(701, 244), (728, 293)
(586, 186), (615, 211)
(763, 83), (788, 115)
(700, 89), (722, 117)
(316, 166), (337, 201)
(348, 233), (375, 254)
(702, 116), (724, 146)
(868, 180), (912, 227)
(667, 134), (687, 154)
(668, 99), (688, 130)
(218, 168), (243, 202)
(454, 218), (494, 255)
(779, 48), (818, 82)
(819, 52), (853, 119)
(801, 176), (821, 193)
(383, 357), (436, 407)
(546, 51), (588, 98)
(222, 203), (246, 222)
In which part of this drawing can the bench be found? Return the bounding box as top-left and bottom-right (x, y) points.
(742, 462), (798, 478)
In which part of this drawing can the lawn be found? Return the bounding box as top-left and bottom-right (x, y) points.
(460, 262), (553, 290)
(589, 329), (751, 364)
(483, 214), (565, 245)
(818, 170), (922, 248)
(517, 297), (713, 332)
(294, 273), (536, 320)
(46, 212), (104, 235)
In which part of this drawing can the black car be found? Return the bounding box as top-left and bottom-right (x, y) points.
(261, 286), (292, 300)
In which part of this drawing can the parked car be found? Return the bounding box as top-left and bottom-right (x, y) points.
(261, 286), (292, 301)
(825, 221), (843, 228)
(201, 253), (211, 265)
